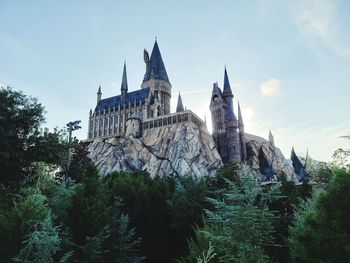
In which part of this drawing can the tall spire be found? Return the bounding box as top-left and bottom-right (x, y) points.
(223, 67), (233, 97)
(237, 100), (244, 129)
(121, 61), (128, 98)
(97, 85), (102, 104)
(143, 40), (169, 82)
(176, 93), (184, 112)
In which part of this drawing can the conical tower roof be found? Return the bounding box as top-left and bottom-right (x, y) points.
(176, 93), (184, 112)
(121, 61), (128, 92)
(143, 40), (169, 82)
(223, 67), (233, 97)
(97, 85), (102, 94)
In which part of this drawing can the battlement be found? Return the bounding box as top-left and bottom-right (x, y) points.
(142, 110), (204, 131)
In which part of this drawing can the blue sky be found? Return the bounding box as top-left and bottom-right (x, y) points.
(1, 0), (349, 161)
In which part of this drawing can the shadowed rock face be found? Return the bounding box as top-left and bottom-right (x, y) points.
(87, 122), (222, 177)
(245, 133), (298, 182)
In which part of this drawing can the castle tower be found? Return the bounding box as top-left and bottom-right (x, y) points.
(210, 68), (241, 164)
(97, 85), (102, 104)
(222, 68), (240, 163)
(141, 40), (172, 116)
(238, 101), (247, 161)
(176, 93), (184, 112)
(223, 67), (234, 116)
(121, 61), (128, 99)
(210, 82), (226, 133)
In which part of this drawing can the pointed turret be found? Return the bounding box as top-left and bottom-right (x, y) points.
(176, 93), (184, 112)
(143, 40), (169, 82)
(97, 85), (102, 104)
(121, 61), (128, 98)
(223, 67), (233, 98)
(141, 39), (172, 116)
(269, 130), (275, 147)
(237, 101), (247, 161)
(237, 101), (244, 131)
(222, 68), (236, 122)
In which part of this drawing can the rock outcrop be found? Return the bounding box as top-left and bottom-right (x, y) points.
(86, 123), (297, 181)
(244, 134), (298, 182)
(87, 122), (222, 177)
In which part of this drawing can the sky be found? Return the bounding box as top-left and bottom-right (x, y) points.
(1, 0), (349, 162)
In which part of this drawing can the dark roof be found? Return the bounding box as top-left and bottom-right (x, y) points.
(223, 67), (233, 96)
(143, 41), (169, 82)
(95, 87), (150, 112)
(121, 62), (128, 92)
(176, 93), (184, 112)
(258, 147), (276, 181)
(291, 147), (309, 182)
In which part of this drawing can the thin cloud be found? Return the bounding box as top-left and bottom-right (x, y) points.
(294, 0), (350, 61)
(0, 32), (38, 59)
(260, 78), (281, 97)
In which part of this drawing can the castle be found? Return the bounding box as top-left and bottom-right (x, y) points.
(88, 40), (248, 165)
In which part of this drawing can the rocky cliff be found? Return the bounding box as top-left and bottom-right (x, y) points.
(87, 122), (222, 177)
(244, 134), (298, 182)
(86, 123), (297, 181)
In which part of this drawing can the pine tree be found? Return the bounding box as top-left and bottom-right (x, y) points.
(182, 175), (281, 263)
(13, 216), (73, 263)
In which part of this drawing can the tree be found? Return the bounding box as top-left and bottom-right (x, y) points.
(0, 87), (43, 187)
(182, 175), (281, 263)
(0, 87), (69, 188)
(0, 193), (51, 261)
(288, 168), (350, 262)
(13, 216), (73, 263)
(65, 164), (110, 247)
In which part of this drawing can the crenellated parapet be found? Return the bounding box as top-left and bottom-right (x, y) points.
(142, 110), (205, 131)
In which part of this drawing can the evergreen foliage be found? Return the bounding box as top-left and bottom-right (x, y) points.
(2, 87), (349, 263)
(288, 168), (350, 262)
(13, 216), (73, 263)
(182, 175), (281, 263)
